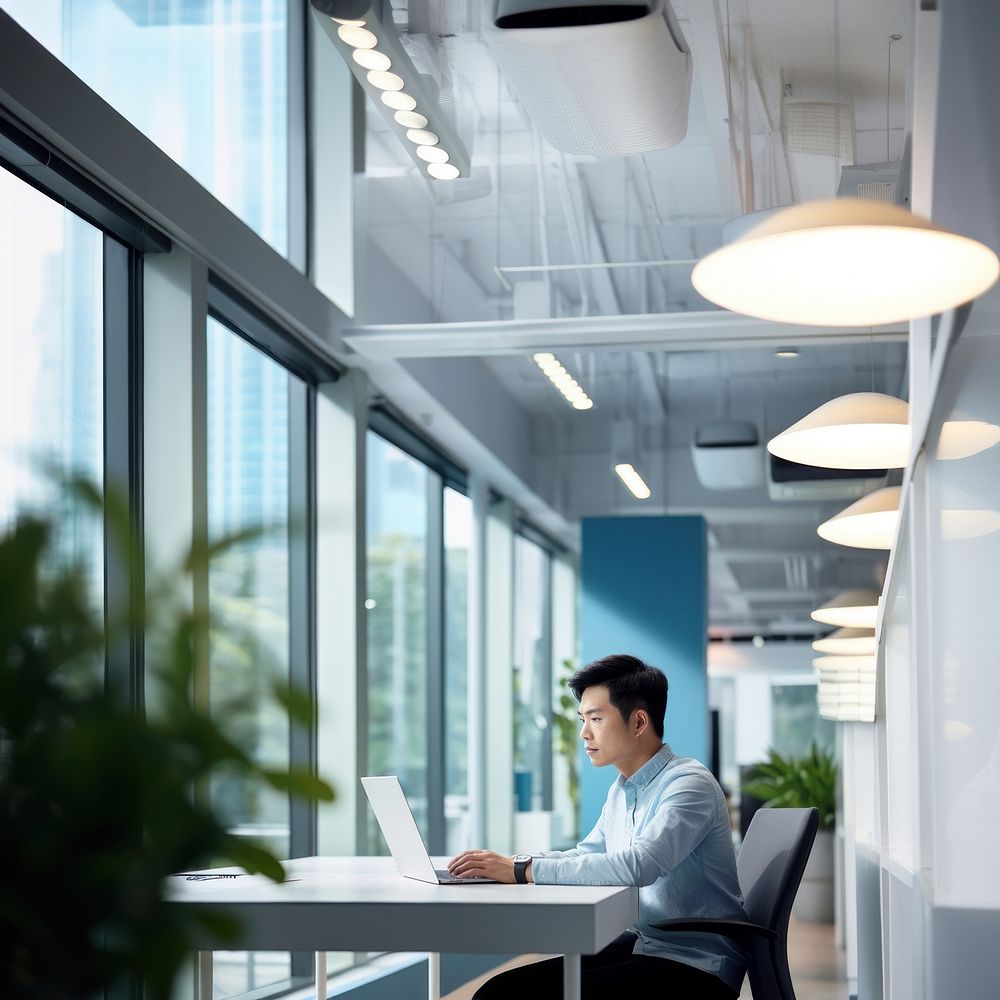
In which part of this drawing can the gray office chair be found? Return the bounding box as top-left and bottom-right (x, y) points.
(652, 806), (819, 1000)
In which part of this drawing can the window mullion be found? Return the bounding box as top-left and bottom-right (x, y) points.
(426, 474), (446, 855)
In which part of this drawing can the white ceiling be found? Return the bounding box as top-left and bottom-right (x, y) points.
(352, 0), (912, 636)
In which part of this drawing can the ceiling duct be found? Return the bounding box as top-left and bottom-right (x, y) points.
(484, 0), (691, 157)
(692, 420), (763, 491)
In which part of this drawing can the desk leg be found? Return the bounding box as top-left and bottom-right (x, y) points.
(315, 951), (327, 1000)
(197, 952), (213, 1000)
(563, 954), (581, 1000)
(427, 951), (440, 1000)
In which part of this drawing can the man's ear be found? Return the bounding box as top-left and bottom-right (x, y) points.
(633, 709), (649, 736)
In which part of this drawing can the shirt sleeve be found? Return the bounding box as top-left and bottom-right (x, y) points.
(531, 772), (716, 887)
(532, 805), (607, 863)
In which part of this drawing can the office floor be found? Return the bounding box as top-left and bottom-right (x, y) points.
(444, 916), (847, 1000)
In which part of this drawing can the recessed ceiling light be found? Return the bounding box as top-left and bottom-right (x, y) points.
(533, 352), (594, 411)
(406, 128), (439, 146)
(395, 110), (429, 129)
(775, 348), (799, 358)
(353, 48), (391, 71)
(427, 162), (460, 180)
(417, 145), (450, 163)
(752, 635), (765, 648)
(381, 91), (416, 111)
(338, 24), (377, 48)
(367, 70), (405, 91)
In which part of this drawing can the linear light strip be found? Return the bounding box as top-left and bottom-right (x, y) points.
(314, 2), (470, 181)
(614, 463), (652, 500)
(532, 352), (594, 410)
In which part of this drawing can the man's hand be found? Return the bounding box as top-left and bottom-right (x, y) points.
(447, 850), (528, 883)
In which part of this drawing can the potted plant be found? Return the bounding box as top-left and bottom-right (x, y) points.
(742, 742), (838, 922)
(0, 481), (334, 998)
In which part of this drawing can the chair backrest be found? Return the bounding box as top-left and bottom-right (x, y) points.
(737, 806), (819, 935)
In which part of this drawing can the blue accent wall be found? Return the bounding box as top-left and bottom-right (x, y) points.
(578, 516), (708, 834)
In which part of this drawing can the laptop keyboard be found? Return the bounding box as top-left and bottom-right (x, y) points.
(434, 868), (495, 884)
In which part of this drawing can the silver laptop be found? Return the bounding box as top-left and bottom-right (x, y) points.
(361, 776), (496, 885)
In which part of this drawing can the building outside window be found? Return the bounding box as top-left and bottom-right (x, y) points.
(365, 432), (432, 850)
(0, 164), (103, 601)
(206, 316), (296, 998)
(512, 533), (552, 813)
(443, 486), (472, 853)
(6, 0), (292, 256)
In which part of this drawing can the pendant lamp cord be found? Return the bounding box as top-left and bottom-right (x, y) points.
(886, 34), (902, 162)
(870, 327), (875, 393)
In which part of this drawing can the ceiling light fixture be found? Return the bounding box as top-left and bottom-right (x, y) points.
(817, 486), (901, 549)
(381, 91), (417, 111)
(531, 352), (594, 411)
(692, 198), (999, 326)
(775, 348), (800, 358)
(768, 392), (910, 470)
(812, 628), (877, 656)
(811, 590), (880, 629)
(313, 0), (470, 180)
(395, 110), (428, 129)
(614, 463), (652, 500)
(353, 48), (391, 71)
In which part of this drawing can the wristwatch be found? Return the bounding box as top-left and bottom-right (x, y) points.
(513, 854), (532, 884)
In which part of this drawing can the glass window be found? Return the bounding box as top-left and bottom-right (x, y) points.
(513, 535), (551, 813)
(365, 433), (431, 850)
(207, 316), (295, 998)
(0, 165), (103, 599)
(444, 487), (472, 853)
(771, 682), (835, 760)
(7, 0), (291, 256)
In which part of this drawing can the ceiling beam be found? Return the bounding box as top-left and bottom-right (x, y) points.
(343, 311), (907, 359)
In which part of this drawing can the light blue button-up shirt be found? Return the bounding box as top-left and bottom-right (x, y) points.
(531, 743), (747, 992)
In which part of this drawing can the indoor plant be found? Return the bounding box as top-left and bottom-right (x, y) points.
(742, 742), (838, 922)
(0, 480), (333, 999)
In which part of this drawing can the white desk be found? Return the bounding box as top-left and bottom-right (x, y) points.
(167, 856), (638, 1000)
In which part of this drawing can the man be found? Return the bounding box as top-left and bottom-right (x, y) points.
(447, 654), (746, 999)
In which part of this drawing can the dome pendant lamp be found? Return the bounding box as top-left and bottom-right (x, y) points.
(811, 589), (879, 629)
(817, 486), (901, 549)
(767, 392), (910, 470)
(692, 198), (1000, 326)
(812, 628), (877, 656)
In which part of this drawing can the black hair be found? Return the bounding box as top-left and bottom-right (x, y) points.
(568, 654), (668, 739)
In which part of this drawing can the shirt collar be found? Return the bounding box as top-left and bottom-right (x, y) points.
(624, 743), (675, 790)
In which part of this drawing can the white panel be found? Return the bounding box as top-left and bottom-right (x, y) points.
(485, 499), (515, 853)
(733, 673), (772, 765)
(316, 371), (368, 855)
(551, 554), (579, 842)
(923, 309), (1000, 907)
(309, 7), (358, 317)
